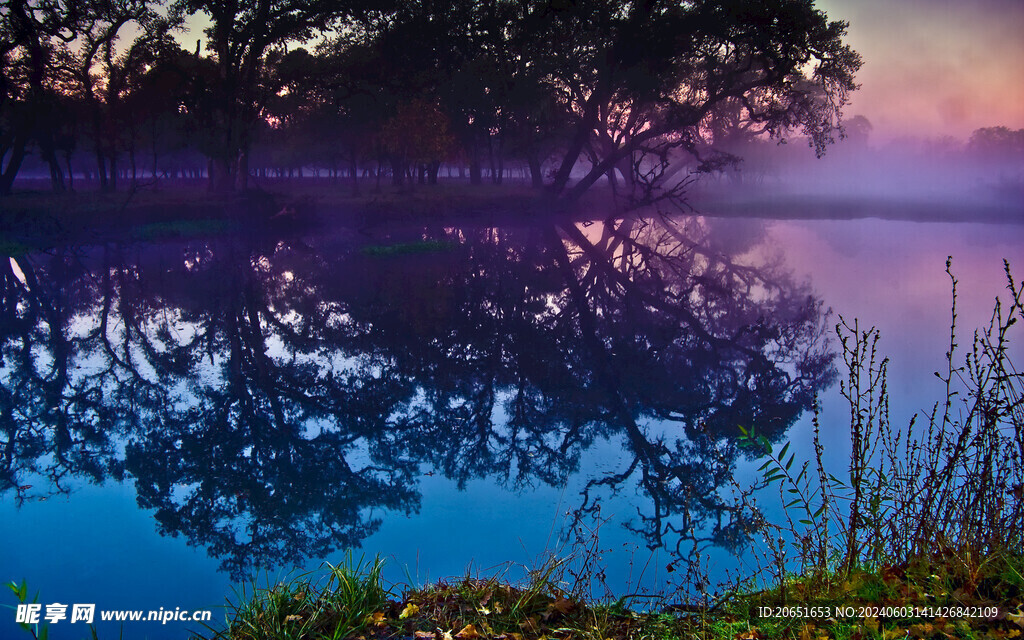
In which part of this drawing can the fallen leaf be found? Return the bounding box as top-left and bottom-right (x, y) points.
(1009, 607), (1024, 628)
(284, 614), (303, 623)
(400, 604), (421, 619)
(364, 611), (387, 627)
(548, 597), (575, 615)
(413, 632), (436, 639)
(455, 623), (480, 639)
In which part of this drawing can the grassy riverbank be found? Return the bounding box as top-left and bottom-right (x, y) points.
(197, 550), (1023, 640)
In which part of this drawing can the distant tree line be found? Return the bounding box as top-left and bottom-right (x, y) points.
(2, 0), (863, 203)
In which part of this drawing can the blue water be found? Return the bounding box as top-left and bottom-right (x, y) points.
(1, 213), (1021, 639)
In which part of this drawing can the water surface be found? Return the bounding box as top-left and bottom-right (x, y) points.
(1, 211), (1020, 639)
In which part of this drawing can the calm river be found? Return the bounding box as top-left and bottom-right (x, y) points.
(1, 211), (1021, 639)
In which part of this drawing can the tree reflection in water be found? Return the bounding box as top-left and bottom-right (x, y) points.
(0, 214), (835, 578)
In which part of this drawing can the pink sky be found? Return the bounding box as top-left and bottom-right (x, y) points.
(820, 0), (1024, 142)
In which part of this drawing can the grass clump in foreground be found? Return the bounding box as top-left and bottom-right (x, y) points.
(204, 555), (700, 640)
(211, 555), (389, 640)
(201, 552), (1024, 640)
(203, 260), (1024, 640)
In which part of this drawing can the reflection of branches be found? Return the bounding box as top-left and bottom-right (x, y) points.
(0, 250), (123, 503)
(1, 216), (834, 575)
(116, 242), (423, 577)
(548, 216), (834, 554)
(127, 416), (419, 578)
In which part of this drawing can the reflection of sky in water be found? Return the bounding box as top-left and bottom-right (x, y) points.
(1, 217), (1022, 640)
(772, 220), (1023, 450)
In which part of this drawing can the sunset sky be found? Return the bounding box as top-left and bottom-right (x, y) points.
(177, 0), (1024, 145)
(819, 0), (1024, 142)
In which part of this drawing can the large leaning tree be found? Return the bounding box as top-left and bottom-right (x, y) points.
(527, 0), (861, 206)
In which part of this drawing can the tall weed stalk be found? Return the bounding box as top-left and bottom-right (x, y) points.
(748, 259), (1023, 578)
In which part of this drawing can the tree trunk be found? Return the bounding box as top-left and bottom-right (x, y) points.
(0, 133), (30, 195)
(349, 151), (360, 196)
(615, 157), (635, 193)
(209, 156), (233, 193)
(549, 95), (601, 196)
(235, 151), (249, 191)
(527, 154), (543, 188)
(64, 151), (74, 191)
(40, 138), (66, 193)
(96, 151), (109, 192)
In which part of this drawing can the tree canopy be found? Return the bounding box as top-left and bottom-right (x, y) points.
(1, 0), (862, 203)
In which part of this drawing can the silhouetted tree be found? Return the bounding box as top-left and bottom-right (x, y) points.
(169, 0), (390, 192)
(65, 0), (170, 191)
(968, 126), (1024, 163)
(528, 0), (860, 206)
(0, 0), (87, 193)
(843, 114), (872, 147)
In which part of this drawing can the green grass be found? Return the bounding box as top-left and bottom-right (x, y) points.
(359, 239), (457, 257)
(189, 549), (1023, 640)
(0, 239), (31, 257)
(207, 554), (390, 640)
